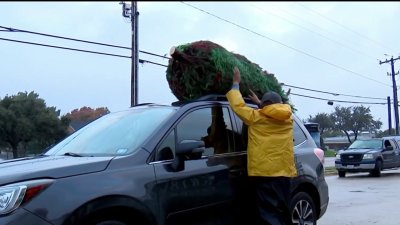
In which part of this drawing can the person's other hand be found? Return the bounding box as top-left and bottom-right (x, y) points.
(233, 67), (241, 84)
(249, 89), (261, 105)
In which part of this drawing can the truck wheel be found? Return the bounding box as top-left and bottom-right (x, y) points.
(96, 221), (127, 225)
(338, 171), (346, 178)
(82, 209), (145, 225)
(290, 192), (317, 225)
(370, 160), (382, 177)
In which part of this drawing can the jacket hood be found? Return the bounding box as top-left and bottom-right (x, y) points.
(0, 155), (113, 185)
(259, 103), (292, 121)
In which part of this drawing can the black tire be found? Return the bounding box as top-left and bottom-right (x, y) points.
(96, 221), (127, 225)
(370, 160), (382, 177)
(82, 209), (143, 225)
(290, 192), (317, 225)
(338, 171), (346, 178)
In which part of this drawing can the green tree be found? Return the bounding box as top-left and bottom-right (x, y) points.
(65, 107), (110, 132)
(65, 106), (110, 121)
(308, 113), (335, 136)
(0, 91), (69, 158)
(332, 105), (382, 143)
(376, 128), (396, 138)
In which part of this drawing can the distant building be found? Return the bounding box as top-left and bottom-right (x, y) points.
(324, 132), (375, 151)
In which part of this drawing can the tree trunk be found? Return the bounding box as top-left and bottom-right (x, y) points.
(353, 130), (358, 141)
(344, 131), (352, 143)
(11, 143), (18, 159)
(320, 129), (325, 150)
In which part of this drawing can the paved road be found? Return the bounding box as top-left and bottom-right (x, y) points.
(318, 169), (400, 225)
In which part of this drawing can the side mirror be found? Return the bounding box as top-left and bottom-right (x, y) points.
(170, 140), (205, 172)
(384, 146), (394, 151)
(176, 140), (205, 156)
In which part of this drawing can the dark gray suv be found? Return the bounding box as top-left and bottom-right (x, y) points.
(0, 96), (329, 225)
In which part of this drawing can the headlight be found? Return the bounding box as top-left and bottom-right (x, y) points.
(0, 179), (53, 215)
(0, 186), (26, 215)
(335, 154), (341, 159)
(363, 153), (374, 159)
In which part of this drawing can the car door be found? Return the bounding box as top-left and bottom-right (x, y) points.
(395, 140), (400, 167)
(382, 139), (397, 168)
(152, 105), (245, 225)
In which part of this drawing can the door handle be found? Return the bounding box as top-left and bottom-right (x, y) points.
(229, 169), (244, 177)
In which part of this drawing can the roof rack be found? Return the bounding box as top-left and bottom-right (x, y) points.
(197, 94), (228, 101)
(171, 94), (256, 106)
(130, 103), (154, 107)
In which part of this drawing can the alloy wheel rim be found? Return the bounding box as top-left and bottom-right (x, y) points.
(292, 199), (314, 225)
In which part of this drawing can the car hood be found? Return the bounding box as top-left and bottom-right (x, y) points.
(0, 155), (114, 185)
(340, 148), (380, 154)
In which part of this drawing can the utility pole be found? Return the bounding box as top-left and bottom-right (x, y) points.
(121, 1), (139, 107)
(380, 56), (400, 135)
(131, 1), (139, 107)
(388, 96), (392, 135)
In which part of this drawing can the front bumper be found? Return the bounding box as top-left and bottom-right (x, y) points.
(335, 160), (375, 171)
(0, 208), (52, 225)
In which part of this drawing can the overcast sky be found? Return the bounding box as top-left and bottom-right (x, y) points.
(1, 2), (399, 131)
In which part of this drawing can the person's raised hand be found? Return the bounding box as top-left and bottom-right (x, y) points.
(248, 89), (261, 105)
(233, 67), (241, 84)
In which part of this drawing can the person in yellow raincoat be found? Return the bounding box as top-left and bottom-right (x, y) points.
(226, 67), (297, 225)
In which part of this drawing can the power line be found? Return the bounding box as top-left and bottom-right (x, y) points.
(0, 25), (171, 60)
(282, 83), (387, 100)
(290, 92), (387, 105)
(180, 2), (391, 88)
(296, 3), (392, 53)
(1, 34), (389, 105)
(0, 37), (131, 58)
(0, 25), (390, 101)
(249, 4), (377, 61)
(0, 37), (167, 67)
(1, 24), (392, 93)
(3, 31), (383, 104)
(0, 34), (384, 104)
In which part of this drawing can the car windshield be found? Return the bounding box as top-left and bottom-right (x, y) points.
(347, 139), (382, 149)
(45, 106), (176, 156)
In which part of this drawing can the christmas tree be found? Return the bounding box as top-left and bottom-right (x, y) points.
(166, 40), (290, 106)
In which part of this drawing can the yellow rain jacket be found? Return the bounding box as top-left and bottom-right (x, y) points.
(226, 89), (297, 177)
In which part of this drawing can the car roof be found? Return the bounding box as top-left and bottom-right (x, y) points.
(382, 136), (400, 140)
(129, 94), (301, 121)
(170, 94), (257, 107)
(356, 137), (400, 141)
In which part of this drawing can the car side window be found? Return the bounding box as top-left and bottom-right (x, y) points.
(176, 106), (235, 157)
(293, 121), (307, 146)
(384, 140), (395, 149)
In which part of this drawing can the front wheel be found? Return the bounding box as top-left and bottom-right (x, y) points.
(338, 171), (346, 178)
(290, 192), (317, 225)
(96, 221), (127, 225)
(370, 160), (382, 177)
